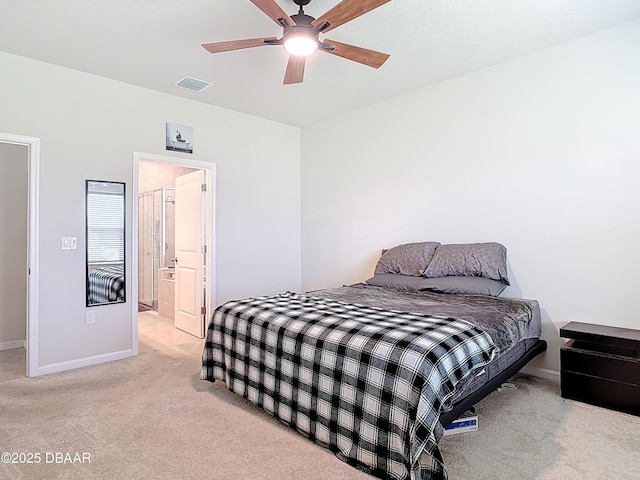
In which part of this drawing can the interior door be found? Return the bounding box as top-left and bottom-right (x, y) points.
(174, 170), (205, 337)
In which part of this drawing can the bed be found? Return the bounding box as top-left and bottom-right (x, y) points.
(201, 242), (547, 480)
(87, 265), (125, 304)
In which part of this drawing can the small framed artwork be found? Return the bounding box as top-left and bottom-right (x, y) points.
(166, 122), (193, 154)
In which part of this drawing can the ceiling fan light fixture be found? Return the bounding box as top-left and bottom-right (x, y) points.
(283, 34), (318, 56)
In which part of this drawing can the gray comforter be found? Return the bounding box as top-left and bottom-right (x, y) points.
(308, 283), (541, 354)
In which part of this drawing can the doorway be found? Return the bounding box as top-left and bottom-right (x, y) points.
(132, 153), (215, 349)
(0, 133), (40, 377)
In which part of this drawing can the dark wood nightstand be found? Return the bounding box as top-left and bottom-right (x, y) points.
(560, 321), (640, 416)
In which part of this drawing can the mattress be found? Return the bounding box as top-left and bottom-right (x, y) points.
(442, 337), (538, 410)
(311, 283), (542, 353)
(201, 284), (543, 480)
(310, 284), (544, 426)
(87, 265), (125, 304)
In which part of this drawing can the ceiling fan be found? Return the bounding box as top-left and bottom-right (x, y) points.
(202, 0), (392, 84)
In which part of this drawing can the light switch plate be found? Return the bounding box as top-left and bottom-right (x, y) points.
(61, 236), (77, 251)
(86, 311), (96, 325)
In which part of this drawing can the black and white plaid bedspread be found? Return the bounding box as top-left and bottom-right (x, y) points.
(202, 292), (496, 479)
(87, 266), (125, 304)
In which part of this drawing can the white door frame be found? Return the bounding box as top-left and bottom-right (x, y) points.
(132, 152), (215, 351)
(0, 133), (40, 377)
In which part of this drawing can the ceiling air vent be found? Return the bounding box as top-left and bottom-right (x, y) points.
(174, 76), (212, 92)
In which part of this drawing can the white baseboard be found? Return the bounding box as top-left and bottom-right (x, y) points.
(32, 349), (135, 377)
(521, 365), (560, 383)
(0, 339), (26, 352)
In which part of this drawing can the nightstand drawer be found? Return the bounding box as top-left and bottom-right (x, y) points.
(560, 370), (640, 416)
(561, 341), (640, 386)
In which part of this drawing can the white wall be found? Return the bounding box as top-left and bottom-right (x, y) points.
(301, 20), (640, 373)
(0, 142), (28, 348)
(0, 52), (301, 372)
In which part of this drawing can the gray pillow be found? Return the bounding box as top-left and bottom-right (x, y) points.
(423, 242), (510, 285)
(366, 274), (506, 296)
(374, 242), (441, 277)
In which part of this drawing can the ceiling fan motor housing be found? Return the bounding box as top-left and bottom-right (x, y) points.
(286, 12), (315, 32)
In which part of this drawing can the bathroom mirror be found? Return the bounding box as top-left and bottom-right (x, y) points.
(86, 180), (126, 306)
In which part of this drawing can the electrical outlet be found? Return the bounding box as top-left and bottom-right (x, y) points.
(85, 311), (96, 325)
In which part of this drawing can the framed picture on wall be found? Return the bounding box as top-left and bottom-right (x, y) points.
(165, 122), (193, 154)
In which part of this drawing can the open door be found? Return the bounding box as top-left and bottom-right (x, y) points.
(174, 170), (206, 337)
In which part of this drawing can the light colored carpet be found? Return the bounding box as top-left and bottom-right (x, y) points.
(1, 312), (639, 480)
(0, 346), (25, 382)
(439, 375), (640, 480)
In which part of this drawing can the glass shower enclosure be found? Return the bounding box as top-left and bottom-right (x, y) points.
(138, 187), (175, 311)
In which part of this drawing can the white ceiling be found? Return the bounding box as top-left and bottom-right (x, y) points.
(2, 0), (640, 127)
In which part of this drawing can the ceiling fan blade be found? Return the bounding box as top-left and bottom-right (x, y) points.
(312, 0), (391, 33)
(202, 37), (278, 54)
(250, 0), (295, 26)
(283, 55), (305, 84)
(322, 39), (390, 68)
